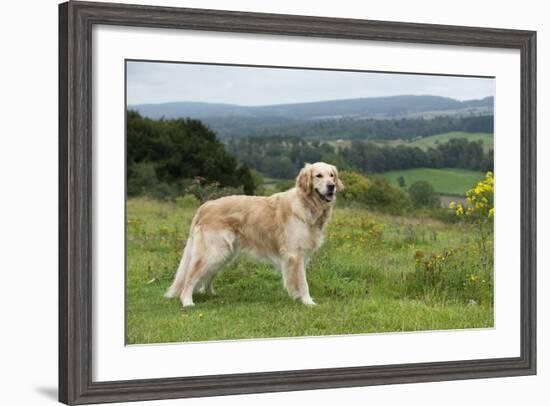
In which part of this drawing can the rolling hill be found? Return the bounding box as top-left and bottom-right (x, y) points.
(129, 95), (493, 121)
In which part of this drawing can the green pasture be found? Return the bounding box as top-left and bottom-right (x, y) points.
(408, 132), (493, 152)
(384, 168), (485, 196)
(126, 197), (493, 344)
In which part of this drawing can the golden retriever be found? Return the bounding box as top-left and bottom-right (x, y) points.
(165, 162), (344, 307)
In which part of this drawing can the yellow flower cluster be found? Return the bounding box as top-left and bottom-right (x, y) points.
(450, 172), (494, 219)
(414, 248), (456, 272)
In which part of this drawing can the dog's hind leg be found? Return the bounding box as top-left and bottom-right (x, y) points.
(195, 272), (218, 295)
(180, 229), (234, 307)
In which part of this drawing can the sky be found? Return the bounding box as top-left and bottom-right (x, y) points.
(127, 61), (495, 106)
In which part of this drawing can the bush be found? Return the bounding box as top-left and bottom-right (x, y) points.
(450, 172), (494, 270)
(397, 175), (406, 188)
(275, 179), (295, 193)
(408, 180), (440, 208)
(364, 175), (412, 214)
(175, 194), (200, 209)
(339, 170), (371, 202)
(249, 169), (266, 195)
(402, 248), (493, 305)
(127, 162), (158, 197)
(338, 171), (411, 214)
(184, 177), (244, 203)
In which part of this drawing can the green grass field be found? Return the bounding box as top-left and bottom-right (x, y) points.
(408, 132), (493, 152)
(384, 168), (485, 196)
(323, 132), (493, 152)
(126, 197), (493, 344)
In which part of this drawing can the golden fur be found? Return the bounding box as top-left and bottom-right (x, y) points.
(165, 162), (344, 307)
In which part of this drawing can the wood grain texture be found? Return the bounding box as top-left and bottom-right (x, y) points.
(58, 1), (537, 404)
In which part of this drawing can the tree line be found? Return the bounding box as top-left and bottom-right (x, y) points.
(127, 110), (255, 197)
(208, 114), (493, 140)
(227, 136), (493, 179)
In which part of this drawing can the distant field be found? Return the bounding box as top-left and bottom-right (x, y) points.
(322, 131), (493, 152)
(408, 132), (493, 152)
(384, 168), (485, 196)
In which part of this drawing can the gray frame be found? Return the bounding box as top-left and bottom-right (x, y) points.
(59, 1), (537, 404)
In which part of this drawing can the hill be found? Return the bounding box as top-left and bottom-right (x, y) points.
(129, 95), (493, 121)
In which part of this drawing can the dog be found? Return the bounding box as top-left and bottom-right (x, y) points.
(165, 162), (344, 307)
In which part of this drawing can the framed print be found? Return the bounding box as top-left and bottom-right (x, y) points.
(59, 1), (536, 404)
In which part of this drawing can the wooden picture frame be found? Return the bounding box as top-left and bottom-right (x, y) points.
(59, 1), (536, 404)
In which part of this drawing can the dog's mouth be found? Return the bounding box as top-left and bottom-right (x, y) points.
(316, 189), (335, 202)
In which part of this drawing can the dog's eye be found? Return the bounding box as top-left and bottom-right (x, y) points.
(315, 174), (322, 178)
(330, 173), (334, 177)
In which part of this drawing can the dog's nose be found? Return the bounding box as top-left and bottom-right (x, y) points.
(327, 184), (335, 191)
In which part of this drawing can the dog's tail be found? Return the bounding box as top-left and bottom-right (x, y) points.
(164, 215), (199, 299)
(164, 235), (194, 299)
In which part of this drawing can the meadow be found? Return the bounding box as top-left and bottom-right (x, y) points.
(408, 131), (493, 152)
(384, 168), (485, 196)
(126, 197), (493, 344)
(325, 131), (493, 152)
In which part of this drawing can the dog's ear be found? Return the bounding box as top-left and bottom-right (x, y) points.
(333, 165), (345, 191)
(296, 163), (312, 194)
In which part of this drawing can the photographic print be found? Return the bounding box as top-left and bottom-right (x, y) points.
(60, 3), (536, 403)
(125, 61), (495, 344)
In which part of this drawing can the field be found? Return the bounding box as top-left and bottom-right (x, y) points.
(126, 197), (493, 344)
(408, 132), (493, 152)
(323, 132), (493, 152)
(384, 168), (485, 196)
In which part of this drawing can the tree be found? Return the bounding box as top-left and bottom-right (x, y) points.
(408, 181), (440, 208)
(397, 176), (407, 188)
(127, 110), (255, 197)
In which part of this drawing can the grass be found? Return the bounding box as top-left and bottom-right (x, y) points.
(408, 132), (493, 152)
(322, 132), (493, 152)
(126, 197), (493, 344)
(384, 168), (485, 196)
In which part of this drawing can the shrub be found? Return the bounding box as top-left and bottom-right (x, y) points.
(339, 171), (411, 214)
(450, 172), (494, 269)
(275, 179), (295, 193)
(397, 175), (406, 188)
(175, 194), (200, 209)
(364, 175), (412, 214)
(408, 180), (440, 208)
(339, 170), (371, 202)
(250, 169), (266, 196)
(403, 248), (493, 305)
(184, 177), (244, 203)
(127, 162), (158, 197)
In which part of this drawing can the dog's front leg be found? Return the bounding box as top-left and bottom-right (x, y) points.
(282, 255), (316, 306)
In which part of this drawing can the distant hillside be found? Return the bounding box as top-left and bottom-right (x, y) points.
(129, 95), (494, 121)
(408, 131), (494, 152)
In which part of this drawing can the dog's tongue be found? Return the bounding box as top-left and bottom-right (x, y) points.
(325, 193), (335, 202)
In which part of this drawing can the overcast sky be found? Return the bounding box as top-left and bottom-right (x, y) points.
(127, 61), (494, 106)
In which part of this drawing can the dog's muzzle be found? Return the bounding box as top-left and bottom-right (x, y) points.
(316, 187), (335, 202)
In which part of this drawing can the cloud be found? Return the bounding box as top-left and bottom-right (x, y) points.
(127, 61), (494, 106)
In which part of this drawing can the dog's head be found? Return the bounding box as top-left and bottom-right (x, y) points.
(296, 162), (344, 203)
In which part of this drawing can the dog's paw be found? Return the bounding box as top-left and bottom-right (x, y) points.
(301, 296), (316, 306)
